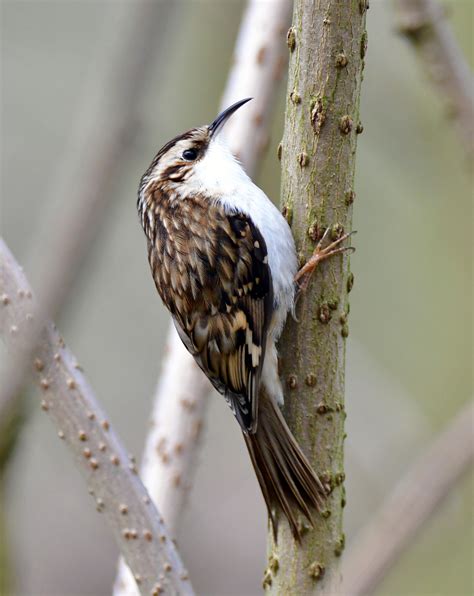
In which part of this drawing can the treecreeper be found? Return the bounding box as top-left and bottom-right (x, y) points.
(137, 99), (354, 539)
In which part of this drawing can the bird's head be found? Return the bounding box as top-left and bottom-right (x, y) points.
(139, 98), (252, 199)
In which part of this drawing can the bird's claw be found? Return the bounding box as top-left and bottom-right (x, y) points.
(291, 295), (301, 322)
(294, 229), (356, 293)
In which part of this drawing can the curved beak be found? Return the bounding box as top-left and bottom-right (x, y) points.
(208, 97), (252, 139)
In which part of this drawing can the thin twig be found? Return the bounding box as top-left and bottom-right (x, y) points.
(395, 0), (474, 162)
(113, 0), (292, 593)
(0, 0), (174, 423)
(0, 238), (194, 596)
(342, 399), (474, 596)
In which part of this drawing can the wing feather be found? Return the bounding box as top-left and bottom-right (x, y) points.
(169, 208), (272, 433)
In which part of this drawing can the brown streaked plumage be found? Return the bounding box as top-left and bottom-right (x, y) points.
(142, 190), (271, 431)
(137, 100), (353, 539)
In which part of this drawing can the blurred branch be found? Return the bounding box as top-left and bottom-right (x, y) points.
(220, 0), (292, 176)
(114, 0), (293, 593)
(342, 399), (474, 596)
(113, 331), (208, 595)
(127, 330), (209, 540)
(0, 238), (194, 596)
(395, 0), (474, 162)
(268, 0), (367, 592)
(0, 0), (174, 426)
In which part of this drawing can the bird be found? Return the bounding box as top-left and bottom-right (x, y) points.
(137, 98), (354, 539)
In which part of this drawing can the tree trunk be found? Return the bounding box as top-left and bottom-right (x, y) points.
(266, 1), (367, 593)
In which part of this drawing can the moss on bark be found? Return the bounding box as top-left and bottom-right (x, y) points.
(266, 1), (367, 593)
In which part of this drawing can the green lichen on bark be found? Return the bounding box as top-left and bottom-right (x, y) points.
(267, 0), (367, 593)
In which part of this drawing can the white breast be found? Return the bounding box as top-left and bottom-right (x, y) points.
(188, 137), (298, 338)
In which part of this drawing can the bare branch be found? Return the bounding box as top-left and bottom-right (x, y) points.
(121, 329), (210, 542)
(0, 238), (194, 596)
(342, 399), (474, 596)
(114, 0), (293, 593)
(0, 0), (174, 423)
(395, 0), (474, 162)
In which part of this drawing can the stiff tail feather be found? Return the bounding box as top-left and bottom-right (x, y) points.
(243, 389), (327, 540)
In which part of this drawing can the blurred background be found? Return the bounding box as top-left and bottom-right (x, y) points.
(1, 1), (472, 595)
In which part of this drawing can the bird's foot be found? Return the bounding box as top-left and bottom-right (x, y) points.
(294, 228), (356, 294)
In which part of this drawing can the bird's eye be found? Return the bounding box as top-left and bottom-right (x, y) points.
(182, 148), (198, 161)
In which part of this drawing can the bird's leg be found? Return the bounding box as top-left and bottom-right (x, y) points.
(295, 228), (356, 294)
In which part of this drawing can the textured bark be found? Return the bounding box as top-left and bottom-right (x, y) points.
(266, 1), (367, 593)
(0, 239), (194, 596)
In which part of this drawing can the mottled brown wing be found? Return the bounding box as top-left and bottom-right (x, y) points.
(148, 199), (272, 433)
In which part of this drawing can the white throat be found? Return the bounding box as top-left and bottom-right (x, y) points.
(188, 136), (251, 198)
